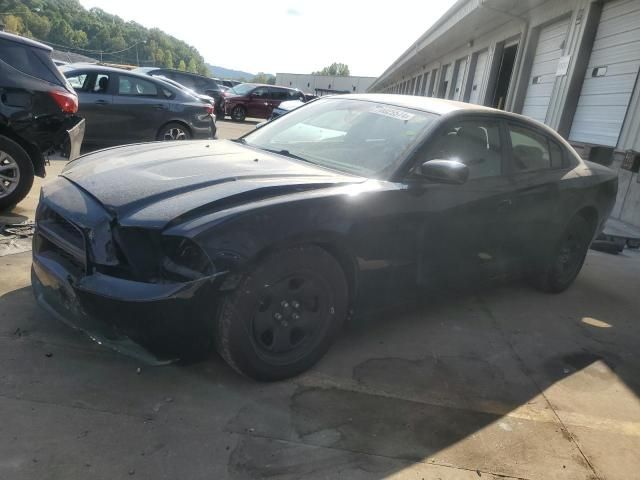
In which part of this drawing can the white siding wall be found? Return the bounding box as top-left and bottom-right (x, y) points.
(569, 0), (640, 146)
(522, 17), (571, 124)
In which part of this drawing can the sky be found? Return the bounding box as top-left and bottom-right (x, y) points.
(78, 0), (457, 77)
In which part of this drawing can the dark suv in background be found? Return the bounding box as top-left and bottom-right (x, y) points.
(133, 67), (224, 117)
(0, 31), (84, 210)
(222, 83), (306, 121)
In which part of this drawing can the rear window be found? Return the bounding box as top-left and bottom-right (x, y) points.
(0, 38), (66, 86)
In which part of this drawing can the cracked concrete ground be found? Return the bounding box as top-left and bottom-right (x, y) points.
(1, 121), (640, 479)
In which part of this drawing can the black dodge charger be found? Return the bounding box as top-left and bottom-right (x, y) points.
(32, 95), (617, 380)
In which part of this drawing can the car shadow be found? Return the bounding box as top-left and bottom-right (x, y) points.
(218, 118), (262, 126)
(0, 210), (28, 225)
(219, 267), (640, 478)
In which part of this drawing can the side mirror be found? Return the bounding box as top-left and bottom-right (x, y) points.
(418, 159), (469, 185)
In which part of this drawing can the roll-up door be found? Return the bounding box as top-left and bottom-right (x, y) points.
(569, 0), (640, 146)
(468, 50), (488, 104)
(451, 57), (468, 100)
(522, 17), (571, 124)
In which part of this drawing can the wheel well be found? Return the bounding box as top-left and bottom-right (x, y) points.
(249, 241), (357, 308)
(314, 242), (357, 305)
(0, 129), (46, 177)
(576, 206), (599, 235)
(158, 121), (192, 138)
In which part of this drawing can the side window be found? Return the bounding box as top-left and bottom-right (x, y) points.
(67, 73), (89, 92)
(117, 76), (159, 97)
(425, 119), (503, 179)
(288, 89), (303, 100)
(252, 87), (269, 97)
(508, 124), (556, 172)
(92, 73), (110, 94)
(549, 140), (564, 168)
(174, 74), (195, 89)
(0, 39), (62, 85)
(270, 88), (288, 100)
(205, 80), (220, 91)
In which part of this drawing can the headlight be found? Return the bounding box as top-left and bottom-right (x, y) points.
(161, 236), (214, 281)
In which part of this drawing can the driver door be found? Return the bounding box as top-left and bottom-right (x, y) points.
(409, 116), (517, 288)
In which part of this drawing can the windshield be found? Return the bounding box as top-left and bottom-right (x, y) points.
(243, 98), (437, 177)
(231, 83), (256, 95)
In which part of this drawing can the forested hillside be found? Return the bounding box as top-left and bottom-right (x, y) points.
(0, 0), (210, 75)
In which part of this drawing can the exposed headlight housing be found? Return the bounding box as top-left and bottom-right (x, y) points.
(161, 236), (214, 281)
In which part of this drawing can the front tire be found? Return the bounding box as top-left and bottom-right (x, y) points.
(157, 122), (191, 141)
(531, 215), (594, 293)
(215, 245), (348, 381)
(231, 105), (246, 122)
(0, 136), (35, 211)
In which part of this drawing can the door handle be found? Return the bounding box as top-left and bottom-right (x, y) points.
(497, 199), (512, 211)
(153, 104), (167, 110)
(94, 99), (108, 105)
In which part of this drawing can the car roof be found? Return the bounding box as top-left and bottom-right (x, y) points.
(63, 64), (163, 79)
(334, 94), (574, 148)
(240, 83), (299, 91)
(0, 31), (52, 51)
(337, 94), (498, 116)
(142, 67), (212, 79)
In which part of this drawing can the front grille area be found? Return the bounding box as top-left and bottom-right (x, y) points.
(35, 204), (87, 272)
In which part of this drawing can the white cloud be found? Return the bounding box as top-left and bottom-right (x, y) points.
(79, 0), (456, 76)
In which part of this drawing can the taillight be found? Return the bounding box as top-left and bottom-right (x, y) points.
(49, 90), (78, 114)
(205, 105), (214, 115)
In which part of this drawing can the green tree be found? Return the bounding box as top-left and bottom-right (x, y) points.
(164, 50), (174, 69)
(178, 59), (186, 71)
(251, 72), (276, 84)
(0, 0), (211, 74)
(2, 14), (24, 34)
(155, 48), (165, 65)
(313, 62), (350, 76)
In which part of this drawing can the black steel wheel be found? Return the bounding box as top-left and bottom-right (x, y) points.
(231, 105), (246, 122)
(0, 135), (34, 211)
(215, 245), (348, 381)
(532, 215), (594, 293)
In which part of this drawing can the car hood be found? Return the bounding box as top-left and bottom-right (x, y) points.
(61, 140), (364, 227)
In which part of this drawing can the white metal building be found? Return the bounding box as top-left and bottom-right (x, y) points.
(369, 0), (640, 229)
(276, 73), (376, 96)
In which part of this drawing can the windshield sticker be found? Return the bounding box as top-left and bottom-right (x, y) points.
(370, 105), (414, 121)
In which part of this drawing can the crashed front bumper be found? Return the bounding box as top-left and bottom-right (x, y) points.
(31, 179), (228, 364)
(32, 250), (227, 364)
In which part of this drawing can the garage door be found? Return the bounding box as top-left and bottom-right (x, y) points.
(569, 0), (640, 146)
(420, 71), (430, 95)
(468, 50), (488, 104)
(521, 17), (571, 124)
(451, 57), (468, 100)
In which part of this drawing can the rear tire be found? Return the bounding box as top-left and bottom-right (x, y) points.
(231, 105), (246, 122)
(157, 122), (191, 141)
(0, 136), (35, 211)
(215, 245), (348, 381)
(531, 215), (594, 293)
